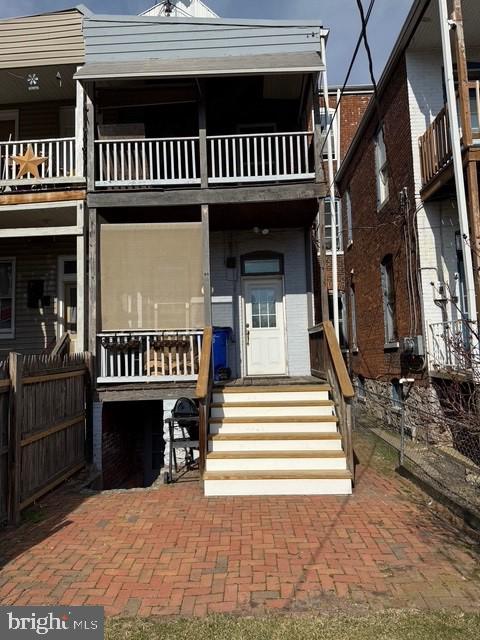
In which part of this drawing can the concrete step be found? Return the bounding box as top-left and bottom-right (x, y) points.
(206, 450), (348, 471)
(208, 432), (343, 452)
(203, 469), (353, 496)
(210, 400), (335, 419)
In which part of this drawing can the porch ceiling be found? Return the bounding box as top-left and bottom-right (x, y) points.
(409, 0), (480, 52)
(209, 200), (318, 231)
(0, 204), (77, 229)
(0, 64), (76, 106)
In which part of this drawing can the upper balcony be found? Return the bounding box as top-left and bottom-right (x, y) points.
(94, 130), (315, 189)
(419, 80), (480, 194)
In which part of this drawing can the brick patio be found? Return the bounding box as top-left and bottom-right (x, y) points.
(0, 433), (479, 617)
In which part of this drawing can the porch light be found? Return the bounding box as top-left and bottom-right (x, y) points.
(27, 73), (39, 91)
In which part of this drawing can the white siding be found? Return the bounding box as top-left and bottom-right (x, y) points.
(405, 49), (460, 347)
(210, 228), (311, 378)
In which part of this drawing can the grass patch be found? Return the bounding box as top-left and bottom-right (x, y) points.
(353, 424), (400, 475)
(106, 611), (480, 640)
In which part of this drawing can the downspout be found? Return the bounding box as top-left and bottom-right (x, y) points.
(320, 36), (340, 341)
(438, 0), (477, 327)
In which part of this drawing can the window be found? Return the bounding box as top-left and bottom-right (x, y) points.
(251, 288), (277, 328)
(349, 285), (358, 351)
(320, 108), (338, 161)
(324, 198), (343, 253)
(58, 256), (77, 338)
(241, 252), (284, 276)
(356, 375), (366, 402)
(375, 126), (389, 207)
(0, 259), (15, 339)
(328, 292), (347, 350)
(391, 379), (402, 412)
(346, 189), (353, 246)
(380, 255), (397, 346)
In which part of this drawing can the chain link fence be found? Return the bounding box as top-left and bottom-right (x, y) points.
(353, 383), (480, 519)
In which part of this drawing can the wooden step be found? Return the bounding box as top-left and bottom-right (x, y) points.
(210, 400), (335, 408)
(213, 384), (331, 394)
(207, 450), (345, 459)
(203, 469), (352, 481)
(208, 432), (341, 441)
(209, 415), (338, 424)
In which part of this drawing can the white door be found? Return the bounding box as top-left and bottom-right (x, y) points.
(244, 278), (286, 376)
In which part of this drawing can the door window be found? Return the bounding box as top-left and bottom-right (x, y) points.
(251, 288), (276, 328)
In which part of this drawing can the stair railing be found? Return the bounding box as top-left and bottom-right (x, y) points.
(309, 321), (355, 479)
(195, 326), (213, 476)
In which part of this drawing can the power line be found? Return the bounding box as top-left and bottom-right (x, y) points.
(318, 0), (377, 160)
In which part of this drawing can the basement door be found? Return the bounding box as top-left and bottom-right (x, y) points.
(243, 278), (286, 376)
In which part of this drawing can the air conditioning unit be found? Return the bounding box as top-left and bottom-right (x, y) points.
(400, 335), (424, 357)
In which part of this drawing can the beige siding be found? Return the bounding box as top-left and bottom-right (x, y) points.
(0, 237), (75, 355)
(0, 10), (85, 69)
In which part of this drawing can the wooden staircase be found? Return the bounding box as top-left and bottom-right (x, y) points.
(203, 384), (353, 496)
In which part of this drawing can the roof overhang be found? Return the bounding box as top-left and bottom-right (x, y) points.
(75, 51), (324, 81)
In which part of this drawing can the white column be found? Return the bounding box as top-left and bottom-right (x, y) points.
(76, 201), (85, 352)
(75, 74), (85, 178)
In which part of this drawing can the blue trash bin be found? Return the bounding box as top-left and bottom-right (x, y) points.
(212, 327), (232, 381)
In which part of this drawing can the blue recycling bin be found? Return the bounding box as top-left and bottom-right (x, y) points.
(212, 327), (232, 381)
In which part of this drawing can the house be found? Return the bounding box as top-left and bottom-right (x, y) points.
(318, 86), (373, 345)
(336, 0), (479, 413)
(73, 10), (355, 495)
(141, 0), (218, 18)
(0, 8), (87, 355)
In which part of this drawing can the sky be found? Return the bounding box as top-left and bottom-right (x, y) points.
(0, 0), (415, 85)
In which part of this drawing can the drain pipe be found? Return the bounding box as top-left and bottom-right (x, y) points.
(320, 36), (340, 341)
(438, 0), (477, 326)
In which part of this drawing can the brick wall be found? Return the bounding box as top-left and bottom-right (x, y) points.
(338, 56), (424, 383)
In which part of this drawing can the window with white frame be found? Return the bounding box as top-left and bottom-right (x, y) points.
(328, 291), (347, 349)
(375, 126), (389, 207)
(380, 255), (397, 345)
(0, 259), (14, 338)
(324, 198), (343, 253)
(346, 189), (353, 246)
(320, 108), (338, 161)
(349, 284), (358, 351)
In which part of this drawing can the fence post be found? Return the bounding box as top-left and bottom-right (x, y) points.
(8, 352), (23, 525)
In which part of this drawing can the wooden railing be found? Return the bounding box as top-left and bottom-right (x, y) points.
(195, 326), (213, 477)
(95, 137), (201, 187)
(309, 321), (355, 478)
(94, 131), (314, 188)
(0, 137), (82, 187)
(419, 106), (452, 187)
(208, 131), (314, 183)
(97, 329), (203, 383)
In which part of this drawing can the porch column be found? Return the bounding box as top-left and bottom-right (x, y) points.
(85, 82), (95, 192)
(202, 204), (212, 326)
(198, 81), (208, 189)
(88, 206), (99, 356)
(76, 201), (86, 352)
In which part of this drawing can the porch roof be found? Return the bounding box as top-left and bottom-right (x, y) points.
(74, 51), (324, 81)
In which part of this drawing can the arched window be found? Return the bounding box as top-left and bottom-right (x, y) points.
(241, 251), (284, 276)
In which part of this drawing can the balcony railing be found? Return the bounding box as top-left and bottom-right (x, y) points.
(419, 81), (480, 188)
(97, 329), (203, 383)
(94, 131), (314, 188)
(208, 131), (314, 183)
(95, 137), (201, 187)
(0, 137), (83, 187)
(428, 319), (477, 374)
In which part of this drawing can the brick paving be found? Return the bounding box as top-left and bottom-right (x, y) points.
(0, 434), (479, 617)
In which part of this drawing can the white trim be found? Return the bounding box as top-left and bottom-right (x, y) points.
(76, 202), (85, 352)
(97, 375), (198, 384)
(0, 257), (15, 340)
(0, 201), (81, 213)
(57, 255), (77, 342)
(0, 109), (19, 140)
(0, 227), (82, 239)
(75, 74), (85, 178)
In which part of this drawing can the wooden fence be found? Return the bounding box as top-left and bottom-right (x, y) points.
(0, 352), (90, 525)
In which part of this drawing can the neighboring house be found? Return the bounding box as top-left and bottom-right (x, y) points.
(336, 0), (479, 408)
(317, 86), (373, 346)
(0, 8), (87, 355)
(141, 0), (218, 18)
(74, 11), (355, 496)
